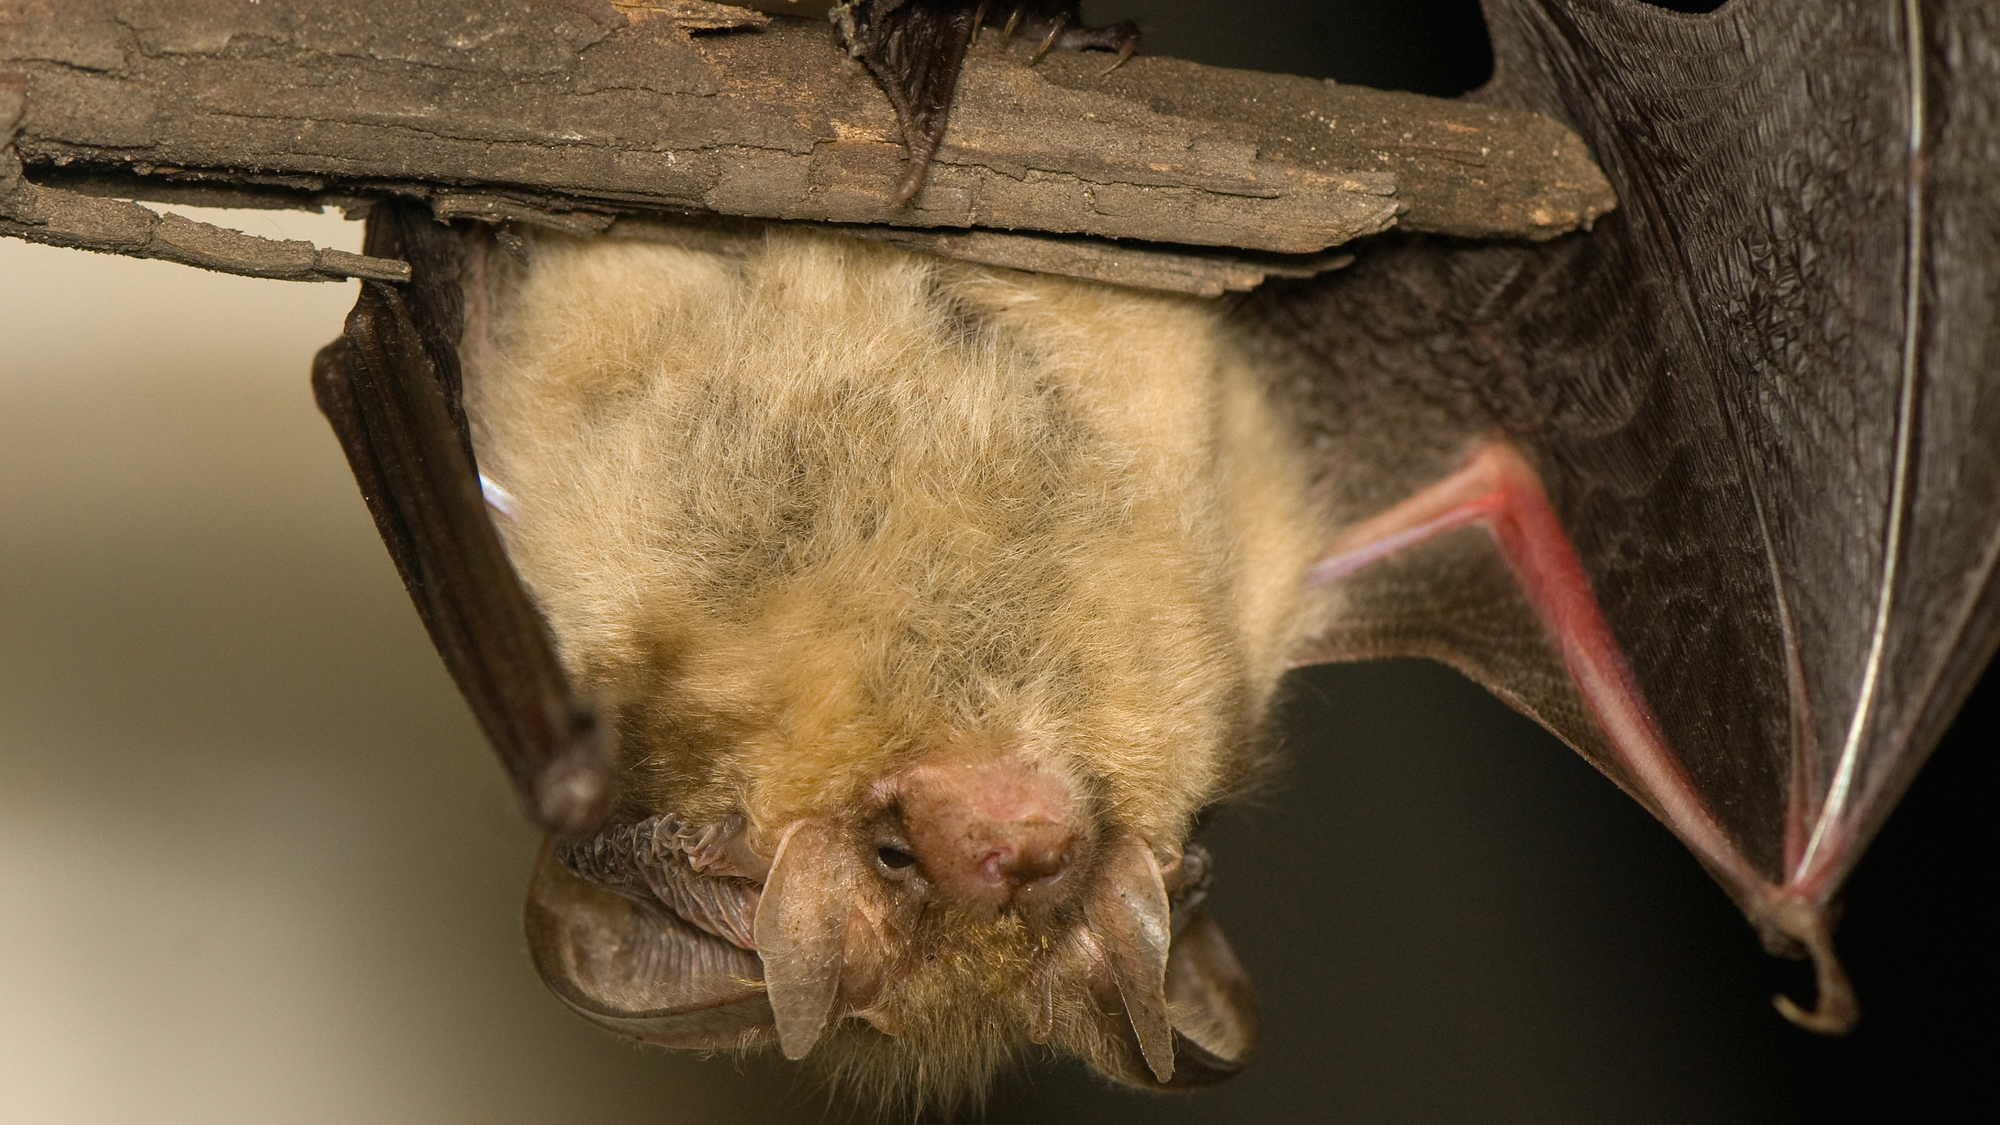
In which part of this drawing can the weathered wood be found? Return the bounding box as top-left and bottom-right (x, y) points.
(841, 226), (1356, 298)
(0, 91), (405, 282)
(1, 0), (1614, 286)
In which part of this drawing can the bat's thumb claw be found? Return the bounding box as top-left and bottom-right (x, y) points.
(1767, 900), (1860, 1035)
(1772, 957), (1860, 1035)
(1774, 988), (1859, 1035)
(533, 754), (614, 837)
(531, 709), (617, 837)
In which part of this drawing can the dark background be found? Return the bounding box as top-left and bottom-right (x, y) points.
(0, 2), (1986, 1122)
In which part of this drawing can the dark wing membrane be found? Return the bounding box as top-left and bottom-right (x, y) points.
(312, 202), (614, 836)
(1864, 1), (2000, 895)
(1253, 0), (2000, 1004)
(1470, 0), (2000, 907)
(1248, 233), (1728, 858)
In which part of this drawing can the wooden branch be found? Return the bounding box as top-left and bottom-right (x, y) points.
(1, 0), (1614, 292)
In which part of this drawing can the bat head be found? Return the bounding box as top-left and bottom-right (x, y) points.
(521, 642), (1264, 1104)
(746, 751), (1251, 1100)
(526, 746), (1257, 1106)
(469, 227), (1319, 1104)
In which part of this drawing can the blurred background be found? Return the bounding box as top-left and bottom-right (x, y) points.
(1, 2), (1990, 1122)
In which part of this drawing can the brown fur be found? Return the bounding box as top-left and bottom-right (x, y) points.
(464, 225), (1325, 1103)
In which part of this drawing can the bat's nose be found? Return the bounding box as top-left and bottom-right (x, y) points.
(893, 748), (1083, 911)
(964, 821), (1076, 904)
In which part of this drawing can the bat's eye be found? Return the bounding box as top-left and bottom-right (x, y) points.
(876, 845), (918, 872)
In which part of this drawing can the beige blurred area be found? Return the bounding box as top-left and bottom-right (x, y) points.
(0, 209), (813, 1124)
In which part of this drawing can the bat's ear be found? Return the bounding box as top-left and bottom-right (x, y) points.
(1161, 906), (1258, 1081)
(1078, 838), (1258, 1089)
(752, 818), (857, 1060)
(523, 840), (777, 1048)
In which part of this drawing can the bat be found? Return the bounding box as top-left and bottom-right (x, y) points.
(298, 0), (1998, 1112)
(1, 237), (1984, 1123)
(317, 206), (1287, 1105)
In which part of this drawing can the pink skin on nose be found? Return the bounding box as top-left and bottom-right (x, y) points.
(892, 751), (1083, 911)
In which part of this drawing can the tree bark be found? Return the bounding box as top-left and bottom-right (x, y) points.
(1, 0), (1614, 293)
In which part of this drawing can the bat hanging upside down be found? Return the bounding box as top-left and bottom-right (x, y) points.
(326, 213), (1311, 1100)
(311, 0), (2000, 1109)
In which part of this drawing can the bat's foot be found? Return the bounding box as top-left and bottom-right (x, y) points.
(838, 1), (1141, 204)
(987, 3), (1138, 70)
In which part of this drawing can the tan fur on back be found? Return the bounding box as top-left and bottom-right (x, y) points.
(464, 224), (1320, 867)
